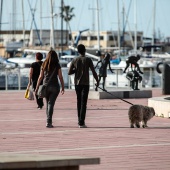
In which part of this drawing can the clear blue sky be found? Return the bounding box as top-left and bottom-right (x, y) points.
(1, 0), (170, 39)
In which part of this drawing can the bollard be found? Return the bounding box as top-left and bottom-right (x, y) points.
(162, 61), (170, 94)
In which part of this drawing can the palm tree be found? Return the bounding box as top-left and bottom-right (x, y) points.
(60, 5), (75, 45)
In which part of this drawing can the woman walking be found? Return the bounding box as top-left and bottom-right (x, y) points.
(27, 52), (44, 109)
(35, 50), (64, 128)
(95, 53), (114, 91)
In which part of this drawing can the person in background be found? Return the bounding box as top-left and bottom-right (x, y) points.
(27, 52), (44, 109)
(95, 53), (114, 91)
(126, 69), (142, 90)
(123, 54), (143, 74)
(35, 50), (64, 128)
(68, 44), (99, 128)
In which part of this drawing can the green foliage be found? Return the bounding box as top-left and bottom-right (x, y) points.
(60, 5), (75, 22)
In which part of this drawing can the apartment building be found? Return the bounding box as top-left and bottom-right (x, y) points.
(71, 30), (143, 49)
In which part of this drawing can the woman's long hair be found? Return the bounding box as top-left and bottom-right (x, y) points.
(42, 50), (59, 72)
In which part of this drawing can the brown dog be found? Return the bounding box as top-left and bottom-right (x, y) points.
(128, 105), (155, 128)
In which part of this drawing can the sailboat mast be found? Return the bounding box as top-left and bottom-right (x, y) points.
(134, 0), (137, 54)
(152, 0), (156, 54)
(28, 0), (42, 46)
(61, 0), (63, 55)
(0, 0), (3, 32)
(96, 0), (100, 53)
(12, 0), (16, 40)
(117, 0), (121, 54)
(40, 0), (42, 45)
(21, 0), (25, 47)
(50, 0), (55, 49)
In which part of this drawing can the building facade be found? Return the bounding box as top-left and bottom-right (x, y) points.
(0, 29), (143, 57)
(71, 30), (143, 49)
(0, 29), (68, 57)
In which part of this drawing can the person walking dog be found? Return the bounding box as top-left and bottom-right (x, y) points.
(68, 44), (99, 128)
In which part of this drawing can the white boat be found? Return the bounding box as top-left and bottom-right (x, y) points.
(7, 48), (68, 68)
(110, 57), (162, 88)
(0, 57), (17, 69)
(60, 55), (76, 63)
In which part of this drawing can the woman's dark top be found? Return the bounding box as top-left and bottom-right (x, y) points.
(43, 63), (61, 88)
(99, 59), (110, 77)
(31, 61), (43, 89)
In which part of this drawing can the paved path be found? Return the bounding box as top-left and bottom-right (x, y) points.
(0, 88), (170, 170)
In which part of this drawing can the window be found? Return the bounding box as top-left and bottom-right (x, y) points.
(132, 36), (141, 41)
(109, 36), (117, 41)
(137, 36), (141, 41)
(90, 36), (97, 40)
(81, 36), (87, 40)
(100, 36), (104, 40)
(90, 36), (103, 40)
(109, 36), (113, 40)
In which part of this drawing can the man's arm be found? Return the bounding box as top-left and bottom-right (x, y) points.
(58, 68), (65, 95)
(90, 61), (99, 87)
(68, 61), (76, 75)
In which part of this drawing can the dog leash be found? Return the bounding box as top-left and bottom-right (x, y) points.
(97, 86), (134, 106)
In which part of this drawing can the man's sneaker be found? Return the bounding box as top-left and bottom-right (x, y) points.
(79, 124), (87, 128)
(46, 124), (53, 128)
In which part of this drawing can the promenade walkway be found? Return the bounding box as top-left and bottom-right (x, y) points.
(0, 88), (170, 170)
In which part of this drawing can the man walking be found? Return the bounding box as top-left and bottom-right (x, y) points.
(68, 44), (99, 128)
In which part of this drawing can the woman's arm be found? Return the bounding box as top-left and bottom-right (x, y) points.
(58, 68), (65, 95)
(35, 69), (44, 95)
(95, 60), (101, 69)
(27, 68), (33, 89)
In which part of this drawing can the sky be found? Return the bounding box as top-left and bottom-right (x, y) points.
(1, 0), (170, 40)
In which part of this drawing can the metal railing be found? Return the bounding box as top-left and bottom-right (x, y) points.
(0, 68), (28, 90)
(0, 67), (162, 91)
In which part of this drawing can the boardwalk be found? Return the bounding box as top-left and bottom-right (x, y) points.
(0, 88), (170, 170)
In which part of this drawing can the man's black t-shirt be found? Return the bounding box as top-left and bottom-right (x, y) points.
(31, 61), (43, 89)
